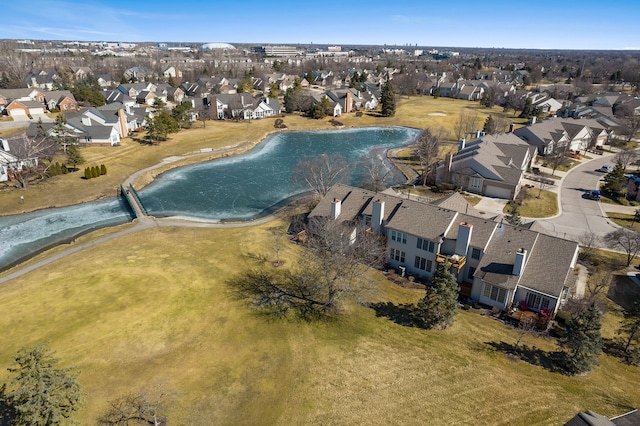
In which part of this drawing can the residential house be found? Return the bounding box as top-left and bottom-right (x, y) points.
(136, 90), (158, 106)
(116, 82), (156, 98)
(207, 94), (281, 120)
(514, 117), (611, 155)
(309, 184), (580, 316)
(564, 409), (640, 426)
(435, 133), (536, 200)
(70, 66), (93, 81)
(0, 88), (46, 115)
(95, 74), (113, 88)
(162, 66), (182, 80)
(458, 84), (484, 101)
(0, 136), (40, 181)
(155, 84), (185, 103)
(44, 90), (78, 112)
(123, 66), (153, 82)
(529, 93), (563, 114)
(103, 90), (136, 109)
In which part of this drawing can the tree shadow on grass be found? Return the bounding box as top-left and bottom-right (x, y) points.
(603, 337), (640, 366)
(369, 302), (425, 328)
(485, 341), (566, 373)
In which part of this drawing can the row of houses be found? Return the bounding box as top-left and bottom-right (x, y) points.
(0, 88), (79, 118)
(309, 184), (580, 316)
(433, 117), (616, 200)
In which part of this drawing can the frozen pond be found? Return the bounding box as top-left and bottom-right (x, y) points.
(0, 126), (420, 270)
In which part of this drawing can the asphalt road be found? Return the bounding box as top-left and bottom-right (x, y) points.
(536, 154), (618, 243)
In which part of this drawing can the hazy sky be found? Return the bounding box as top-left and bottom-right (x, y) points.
(3, 0), (639, 50)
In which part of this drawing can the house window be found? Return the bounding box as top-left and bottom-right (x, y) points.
(467, 266), (476, 280)
(471, 248), (481, 260)
(63, 104), (68, 110)
(483, 283), (506, 303)
(391, 230), (407, 244)
(525, 292), (551, 311)
(417, 238), (435, 252)
(390, 249), (405, 263)
(414, 256), (433, 272)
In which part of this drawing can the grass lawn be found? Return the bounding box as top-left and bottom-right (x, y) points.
(507, 188), (558, 217)
(1, 219), (639, 425)
(0, 96), (521, 216)
(607, 212), (640, 231)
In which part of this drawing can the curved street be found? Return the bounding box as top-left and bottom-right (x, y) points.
(535, 152), (624, 243)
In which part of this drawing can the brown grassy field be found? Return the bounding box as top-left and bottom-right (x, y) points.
(0, 217), (639, 425)
(0, 96), (521, 216)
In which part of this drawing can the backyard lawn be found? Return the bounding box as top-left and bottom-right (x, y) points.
(0, 218), (639, 425)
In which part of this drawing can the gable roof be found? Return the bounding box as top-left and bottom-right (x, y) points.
(449, 133), (532, 186)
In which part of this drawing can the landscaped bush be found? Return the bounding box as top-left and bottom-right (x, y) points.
(436, 183), (457, 192)
(355, 111), (363, 117)
(555, 310), (571, 325)
(274, 118), (287, 129)
(551, 326), (566, 338)
(474, 303), (482, 309)
(84, 165), (107, 180)
(463, 304), (471, 310)
(329, 119), (344, 127)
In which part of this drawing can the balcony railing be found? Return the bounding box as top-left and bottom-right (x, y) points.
(435, 253), (466, 270)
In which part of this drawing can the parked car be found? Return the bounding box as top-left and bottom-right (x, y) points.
(598, 164), (611, 173)
(590, 189), (601, 200)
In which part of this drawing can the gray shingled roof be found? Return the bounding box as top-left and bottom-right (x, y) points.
(475, 224), (539, 290)
(445, 214), (498, 249)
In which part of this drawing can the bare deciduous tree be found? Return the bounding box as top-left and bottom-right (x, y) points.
(99, 387), (169, 426)
(230, 219), (385, 318)
(604, 228), (640, 267)
(513, 315), (538, 355)
(292, 153), (348, 197)
(453, 111), (479, 142)
(586, 271), (612, 299)
(6, 125), (59, 188)
(414, 128), (442, 186)
(359, 147), (390, 192)
(615, 149), (638, 169)
(578, 231), (601, 262)
(614, 102), (640, 145)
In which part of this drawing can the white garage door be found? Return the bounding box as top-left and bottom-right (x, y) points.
(484, 185), (512, 199)
(9, 109), (28, 121)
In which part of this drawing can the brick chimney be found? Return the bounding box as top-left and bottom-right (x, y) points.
(117, 108), (128, 137)
(443, 153), (453, 183)
(345, 91), (352, 113)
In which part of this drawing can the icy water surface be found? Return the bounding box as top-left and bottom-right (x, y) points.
(0, 127), (420, 269)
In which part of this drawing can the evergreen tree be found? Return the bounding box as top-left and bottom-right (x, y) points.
(167, 75), (176, 88)
(602, 158), (626, 196)
(483, 115), (496, 134)
(380, 80), (396, 117)
(5, 343), (83, 425)
(519, 98), (533, 119)
(0, 71), (10, 89)
(84, 167), (91, 179)
(92, 166), (99, 178)
(561, 303), (603, 375)
(306, 70), (315, 85)
(268, 82), (279, 99)
(65, 144), (84, 172)
(505, 202), (522, 226)
(416, 261), (459, 329)
(100, 164), (107, 175)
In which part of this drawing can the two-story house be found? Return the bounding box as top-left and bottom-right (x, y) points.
(309, 184), (580, 316)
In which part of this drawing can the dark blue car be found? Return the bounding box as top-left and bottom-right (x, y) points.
(590, 190), (601, 200)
